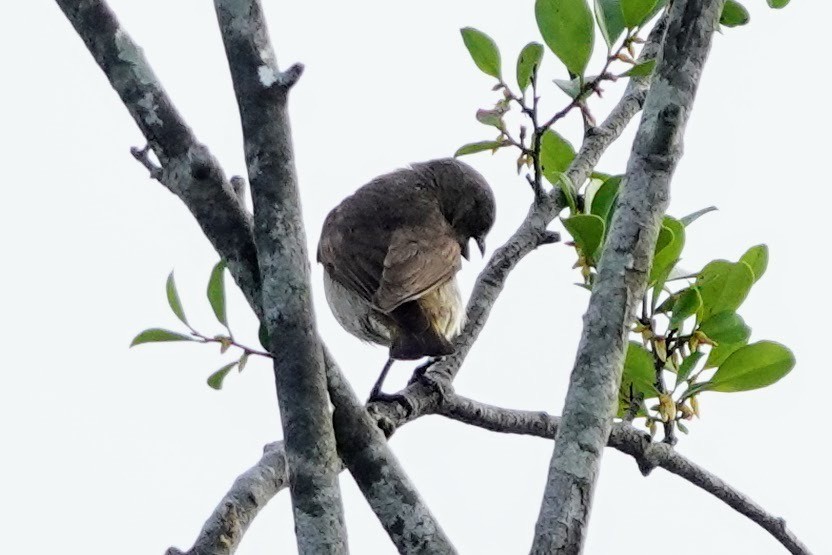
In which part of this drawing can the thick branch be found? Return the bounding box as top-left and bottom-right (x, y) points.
(165, 442), (288, 555)
(435, 395), (811, 555)
(212, 1), (347, 552)
(531, 2), (724, 553)
(325, 351), (458, 554)
(55, 0), (261, 312)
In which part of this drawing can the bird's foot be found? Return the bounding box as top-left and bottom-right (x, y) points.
(407, 357), (453, 403)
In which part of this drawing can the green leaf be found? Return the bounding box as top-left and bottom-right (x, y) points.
(460, 28), (502, 79)
(621, 341), (658, 399)
(540, 129), (577, 178)
(594, 0), (626, 49)
(650, 216), (685, 283)
(166, 271), (189, 327)
(706, 341), (795, 392)
(654, 225), (674, 255)
(739, 244), (768, 283)
(207, 260), (228, 327)
(720, 0), (750, 27)
(535, 0), (595, 76)
(516, 42), (544, 91)
(553, 76), (584, 99)
(670, 288), (702, 329)
(455, 140), (506, 157)
(680, 205), (717, 226)
(475, 109), (504, 128)
(130, 328), (196, 347)
(705, 340), (746, 369)
(676, 351), (704, 386)
(258, 322), (270, 351)
(553, 172), (578, 214)
(767, 0), (789, 8)
(207, 361), (239, 390)
(563, 214), (605, 261)
(696, 260), (755, 320)
(590, 175), (621, 223)
(621, 0), (658, 28)
(699, 312), (751, 344)
(651, 259), (679, 312)
(623, 59), (655, 77)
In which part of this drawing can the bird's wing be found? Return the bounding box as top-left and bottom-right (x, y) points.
(317, 210), (388, 303)
(374, 222), (461, 313)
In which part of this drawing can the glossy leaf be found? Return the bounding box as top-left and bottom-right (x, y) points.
(594, 0), (626, 48)
(621, 341), (658, 399)
(696, 260), (754, 320)
(676, 351), (704, 387)
(563, 214), (605, 260)
(680, 205), (717, 226)
(707, 341), (795, 392)
(650, 216), (685, 283)
(207, 361), (239, 390)
(166, 271), (189, 326)
(590, 175), (621, 223)
(739, 244), (768, 283)
(535, 0), (595, 76)
(540, 129), (577, 178)
(623, 59), (655, 77)
(460, 28), (502, 78)
(699, 311), (751, 344)
(130, 328), (196, 347)
(517, 42), (544, 91)
(258, 322), (270, 351)
(554, 172), (579, 214)
(553, 76), (584, 98)
(207, 260), (228, 327)
(670, 288), (702, 329)
(455, 140), (506, 157)
(705, 340), (746, 369)
(720, 0), (750, 27)
(621, 0), (658, 28)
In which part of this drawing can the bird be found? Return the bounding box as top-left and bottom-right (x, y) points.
(317, 158), (496, 400)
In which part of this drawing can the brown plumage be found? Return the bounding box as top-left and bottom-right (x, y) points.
(317, 159), (496, 372)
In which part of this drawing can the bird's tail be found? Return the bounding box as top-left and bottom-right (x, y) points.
(391, 327), (454, 360)
(388, 300), (455, 360)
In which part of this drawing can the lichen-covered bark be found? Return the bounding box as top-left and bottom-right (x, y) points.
(530, 2), (725, 553)
(55, 0), (262, 312)
(165, 442), (288, 555)
(212, 1), (347, 552)
(325, 352), (457, 555)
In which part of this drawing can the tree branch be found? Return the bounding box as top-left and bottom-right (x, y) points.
(366, 17), (667, 432)
(55, 0), (262, 313)
(165, 442), (288, 555)
(212, 1), (347, 552)
(324, 350), (458, 554)
(531, 2), (724, 553)
(434, 395), (811, 555)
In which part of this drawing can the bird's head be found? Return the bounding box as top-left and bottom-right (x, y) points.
(413, 158), (496, 260)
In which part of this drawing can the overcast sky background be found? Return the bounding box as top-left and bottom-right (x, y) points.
(2, 1), (828, 553)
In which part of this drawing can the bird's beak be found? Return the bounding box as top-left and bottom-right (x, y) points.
(461, 241), (471, 261)
(476, 236), (486, 256)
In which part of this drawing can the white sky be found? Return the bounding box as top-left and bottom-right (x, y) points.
(2, 1), (828, 553)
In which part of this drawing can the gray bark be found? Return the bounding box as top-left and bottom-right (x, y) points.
(212, 2), (347, 552)
(325, 350), (457, 554)
(165, 442), (288, 555)
(54, 0), (262, 312)
(435, 395), (811, 555)
(531, 2), (725, 553)
(57, 1), (453, 552)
